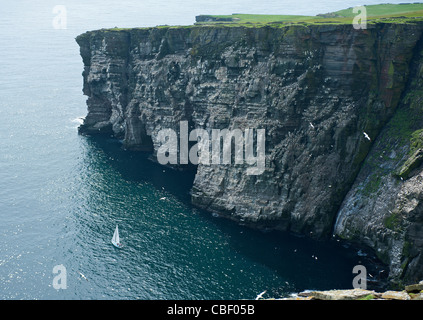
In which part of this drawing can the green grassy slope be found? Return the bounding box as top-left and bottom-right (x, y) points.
(332, 3), (423, 17)
(102, 3), (423, 31)
(194, 3), (423, 26)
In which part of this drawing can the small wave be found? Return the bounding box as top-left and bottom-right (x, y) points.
(71, 117), (85, 125)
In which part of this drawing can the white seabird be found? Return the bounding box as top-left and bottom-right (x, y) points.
(79, 272), (88, 281)
(363, 132), (371, 141)
(255, 290), (267, 300)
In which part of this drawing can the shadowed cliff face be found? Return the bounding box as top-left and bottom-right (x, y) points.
(76, 22), (423, 285)
(334, 33), (423, 286)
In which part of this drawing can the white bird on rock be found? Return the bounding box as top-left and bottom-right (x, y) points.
(363, 132), (371, 141)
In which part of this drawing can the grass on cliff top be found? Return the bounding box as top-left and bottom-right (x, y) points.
(194, 3), (423, 26)
(201, 14), (316, 24)
(100, 3), (423, 33)
(332, 3), (423, 17)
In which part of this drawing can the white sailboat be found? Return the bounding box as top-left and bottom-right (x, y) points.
(111, 225), (123, 248)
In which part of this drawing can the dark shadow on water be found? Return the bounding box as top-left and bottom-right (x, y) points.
(82, 135), (196, 206)
(80, 134), (389, 295)
(197, 211), (390, 293)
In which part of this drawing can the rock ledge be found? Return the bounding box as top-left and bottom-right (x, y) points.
(279, 281), (423, 300)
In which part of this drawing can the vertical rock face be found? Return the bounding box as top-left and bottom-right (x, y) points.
(76, 22), (423, 284)
(334, 34), (423, 285)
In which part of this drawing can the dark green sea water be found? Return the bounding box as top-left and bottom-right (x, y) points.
(0, 0), (391, 299)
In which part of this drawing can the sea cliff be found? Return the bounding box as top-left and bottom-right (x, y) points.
(76, 20), (423, 287)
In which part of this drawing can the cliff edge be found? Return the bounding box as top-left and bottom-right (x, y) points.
(75, 20), (423, 286)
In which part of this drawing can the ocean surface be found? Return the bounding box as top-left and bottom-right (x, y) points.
(0, 0), (395, 300)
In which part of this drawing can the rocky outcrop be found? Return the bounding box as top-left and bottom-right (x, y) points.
(76, 21), (423, 285)
(334, 34), (423, 286)
(280, 280), (423, 300)
(195, 15), (234, 23)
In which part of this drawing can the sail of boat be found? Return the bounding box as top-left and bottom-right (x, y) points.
(111, 225), (123, 248)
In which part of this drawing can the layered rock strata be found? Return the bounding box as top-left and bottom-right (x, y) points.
(76, 22), (423, 285)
